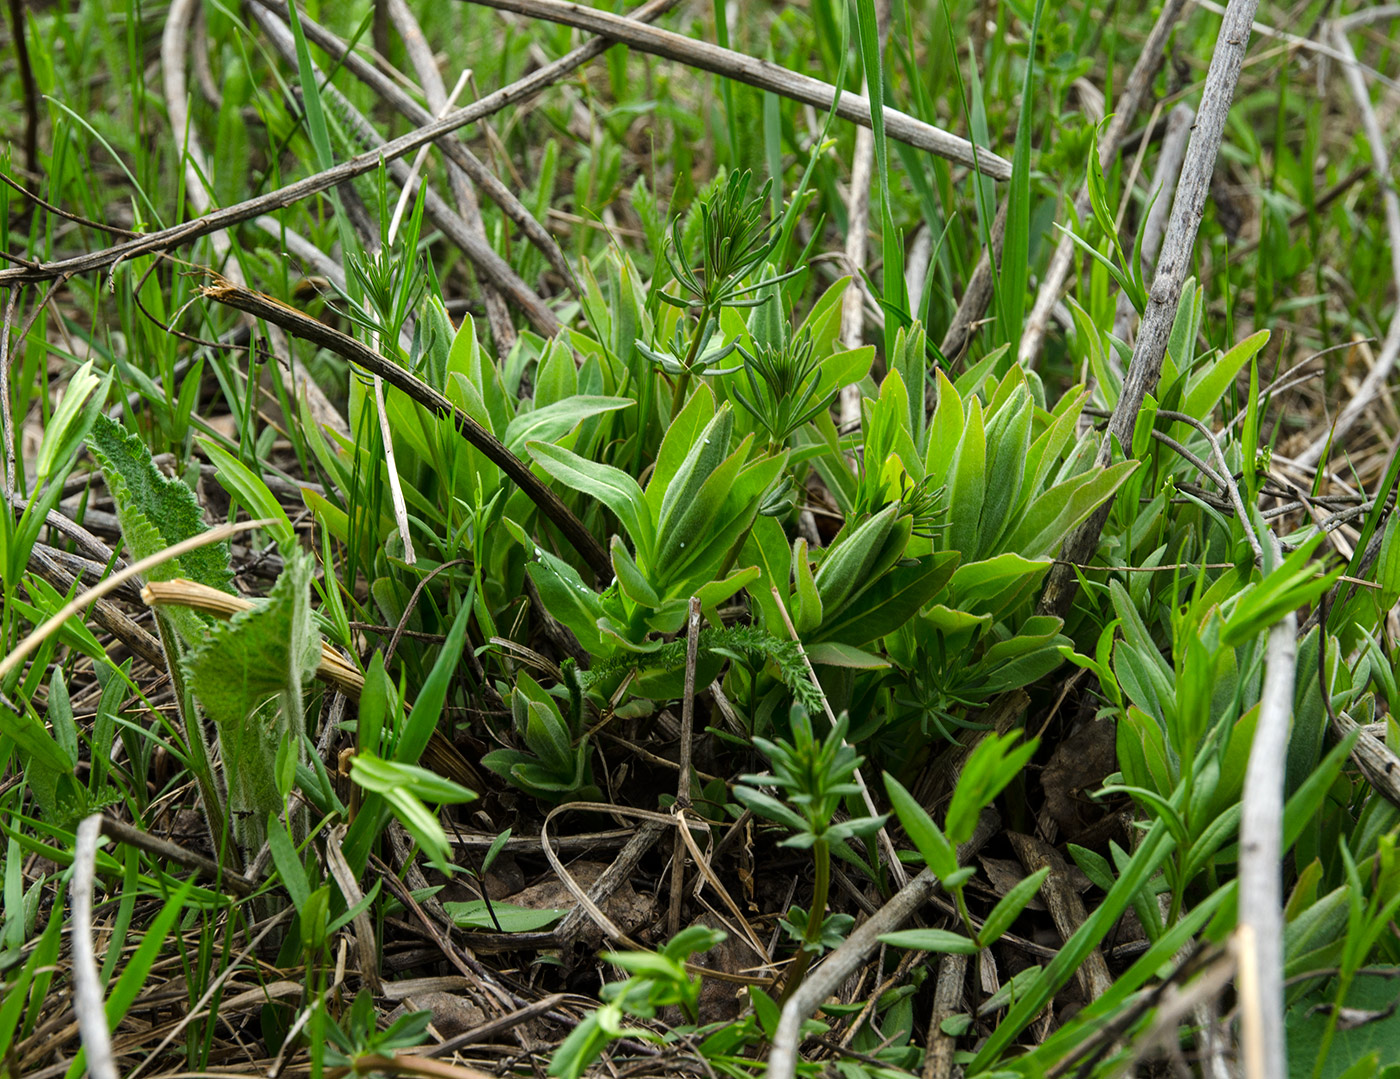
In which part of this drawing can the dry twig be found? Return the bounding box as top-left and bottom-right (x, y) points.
(1040, 0), (1264, 618)
(460, 0), (1010, 178)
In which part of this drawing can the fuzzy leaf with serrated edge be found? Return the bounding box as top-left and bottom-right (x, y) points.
(183, 547), (320, 853)
(89, 414), (234, 594)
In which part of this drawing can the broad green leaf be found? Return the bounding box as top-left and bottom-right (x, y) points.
(816, 551), (959, 645)
(1004, 460), (1140, 559)
(444, 900), (566, 932)
(655, 406), (735, 551)
(804, 642), (889, 669)
(946, 396), (986, 556)
(645, 382), (716, 518)
(504, 397), (633, 453)
(884, 774), (958, 880)
(879, 928), (980, 954)
(1184, 329), (1269, 422)
(528, 441), (653, 559)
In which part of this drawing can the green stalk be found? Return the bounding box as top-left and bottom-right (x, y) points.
(670, 306), (714, 420)
(779, 837), (831, 1004)
(154, 609), (239, 875)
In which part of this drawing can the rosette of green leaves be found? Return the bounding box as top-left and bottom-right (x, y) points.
(525, 392), (785, 651)
(735, 709), (885, 851)
(481, 671), (599, 803)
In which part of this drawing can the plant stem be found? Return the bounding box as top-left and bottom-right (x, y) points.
(779, 837), (831, 1004)
(669, 307), (713, 420)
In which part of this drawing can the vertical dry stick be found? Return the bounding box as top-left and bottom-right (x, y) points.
(922, 952), (968, 1079)
(72, 814), (119, 1079)
(388, 0), (517, 352)
(1293, 19), (1400, 468)
(163, 0), (232, 272)
(667, 596), (703, 938)
(0, 288), (17, 496)
(1237, 602), (1296, 1079)
(838, 0), (892, 438)
(1039, 0), (1264, 619)
(1112, 103), (1195, 346)
(1017, 0), (1192, 368)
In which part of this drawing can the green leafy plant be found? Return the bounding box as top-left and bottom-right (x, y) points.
(736, 707), (886, 1000)
(882, 732), (1042, 956)
(481, 669), (600, 803)
(549, 925), (727, 1079)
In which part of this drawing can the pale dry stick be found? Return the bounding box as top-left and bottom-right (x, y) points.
(668, 596), (703, 938)
(1293, 20), (1400, 469)
(166, 0), (346, 436)
(325, 824), (384, 995)
(1040, 0), (1265, 619)
(254, 0), (583, 302)
(0, 288), (18, 495)
(387, 0), (516, 350)
(71, 815), (119, 1079)
(0, 0), (679, 287)
(837, 0), (891, 441)
(371, 333), (425, 564)
(766, 809), (1000, 1079)
(770, 586), (907, 890)
(122, 908), (293, 1079)
(1018, 0), (1192, 368)
(459, 0), (1010, 178)
(163, 0), (233, 274)
(921, 952), (968, 1079)
(0, 518), (272, 682)
(1237, 528), (1296, 1079)
(1113, 104), (1194, 345)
